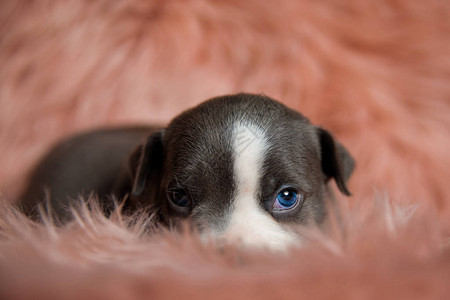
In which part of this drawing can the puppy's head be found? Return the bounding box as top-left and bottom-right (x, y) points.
(130, 94), (354, 250)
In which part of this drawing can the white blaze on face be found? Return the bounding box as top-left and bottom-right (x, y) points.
(218, 122), (298, 251)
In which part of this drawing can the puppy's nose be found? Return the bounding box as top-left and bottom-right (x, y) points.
(203, 222), (299, 252)
(194, 208), (300, 251)
(220, 230), (296, 252)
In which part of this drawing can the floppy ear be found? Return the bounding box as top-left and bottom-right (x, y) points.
(129, 130), (165, 197)
(317, 128), (355, 196)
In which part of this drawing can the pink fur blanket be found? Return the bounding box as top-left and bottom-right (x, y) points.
(1, 0), (449, 298)
(1, 198), (448, 299)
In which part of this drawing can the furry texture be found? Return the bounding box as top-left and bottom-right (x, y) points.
(0, 199), (449, 299)
(1, 0), (450, 298)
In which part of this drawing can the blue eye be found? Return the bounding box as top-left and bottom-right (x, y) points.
(168, 189), (189, 207)
(273, 189), (299, 210)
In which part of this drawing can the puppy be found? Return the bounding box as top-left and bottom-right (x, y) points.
(20, 93), (354, 250)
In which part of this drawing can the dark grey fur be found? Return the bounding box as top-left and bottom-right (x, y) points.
(19, 93), (355, 228)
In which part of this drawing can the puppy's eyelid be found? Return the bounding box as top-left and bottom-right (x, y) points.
(168, 176), (201, 192)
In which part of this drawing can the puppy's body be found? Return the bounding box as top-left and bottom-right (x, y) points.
(20, 127), (158, 220)
(20, 94), (354, 249)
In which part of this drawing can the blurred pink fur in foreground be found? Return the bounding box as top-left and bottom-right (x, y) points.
(0, 198), (449, 300)
(0, 0), (449, 299)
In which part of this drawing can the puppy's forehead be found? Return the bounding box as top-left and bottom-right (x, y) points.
(166, 94), (310, 139)
(164, 94), (316, 185)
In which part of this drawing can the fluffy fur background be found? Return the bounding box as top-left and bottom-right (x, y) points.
(1, 0), (449, 298)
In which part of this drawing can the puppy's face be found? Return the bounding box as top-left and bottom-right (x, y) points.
(130, 94), (354, 250)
